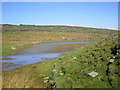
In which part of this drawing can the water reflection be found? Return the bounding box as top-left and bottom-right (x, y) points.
(1, 41), (92, 70)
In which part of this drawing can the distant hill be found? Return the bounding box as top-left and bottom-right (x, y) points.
(1, 24), (117, 34)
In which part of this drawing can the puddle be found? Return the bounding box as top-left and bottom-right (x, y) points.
(1, 41), (92, 70)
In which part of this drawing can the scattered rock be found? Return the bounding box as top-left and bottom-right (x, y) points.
(11, 46), (16, 50)
(113, 56), (116, 59)
(44, 80), (48, 83)
(32, 41), (39, 44)
(60, 71), (64, 75)
(44, 77), (49, 80)
(109, 59), (114, 63)
(68, 77), (71, 80)
(88, 71), (98, 77)
(52, 69), (57, 72)
(62, 37), (65, 39)
(72, 57), (77, 60)
(80, 70), (84, 73)
(60, 73), (64, 75)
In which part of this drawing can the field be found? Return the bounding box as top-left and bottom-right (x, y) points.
(2, 27), (110, 56)
(1, 26), (119, 88)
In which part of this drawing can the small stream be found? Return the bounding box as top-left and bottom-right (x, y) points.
(1, 41), (92, 71)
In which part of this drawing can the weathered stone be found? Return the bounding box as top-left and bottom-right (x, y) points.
(11, 46), (16, 50)
(44, 80), (48, 83)
(110, 59), (114, 63)
(72, 57), (77, 60)
(44, 77), (49, 79)
(88, 71), (98, 77)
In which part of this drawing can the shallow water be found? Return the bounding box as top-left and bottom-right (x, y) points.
(1, 41), (92, 70)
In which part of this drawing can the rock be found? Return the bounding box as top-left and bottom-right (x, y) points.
(44, 77), (49, 79)
(32, 41), (39, 44)
(72, 57), (77, 60)
(109, 59), (114, 63)
(11, 46), (16, 50)
(60, 71), (64, 75)
(44, 80), (48, 83)
(62, 37), (65, 39)
(52, 69), (57, 72)
(60, 73), (64, 75)
(80, 70), (84, 73)
(113, 56), (116, 59)
(88, 71), (98, 77)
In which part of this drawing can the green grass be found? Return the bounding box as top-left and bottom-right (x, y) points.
(52, 33), (119, 88)
(2, 32), (119, 88)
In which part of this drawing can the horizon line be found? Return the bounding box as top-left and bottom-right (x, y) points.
(1, 24), (118, 31)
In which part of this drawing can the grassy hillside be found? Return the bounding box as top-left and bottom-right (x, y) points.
(53, 33), (119, 88)
(2, 32), (119, 88)
(1, 25), (116, 34)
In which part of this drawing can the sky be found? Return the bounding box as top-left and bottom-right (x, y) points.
(2, 2), (118, 30)
(1, 0), (120, 2)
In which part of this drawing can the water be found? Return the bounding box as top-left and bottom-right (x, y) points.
(1, 41), (92, 70)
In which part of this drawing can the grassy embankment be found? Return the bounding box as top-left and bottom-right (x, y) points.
(2, 26), (110, 56)
(2, 32), (119, 88)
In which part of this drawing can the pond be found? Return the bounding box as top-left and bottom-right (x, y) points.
(1, 41), (92, 71)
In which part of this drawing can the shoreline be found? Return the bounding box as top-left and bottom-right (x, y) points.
(2, 39), (94, 57)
